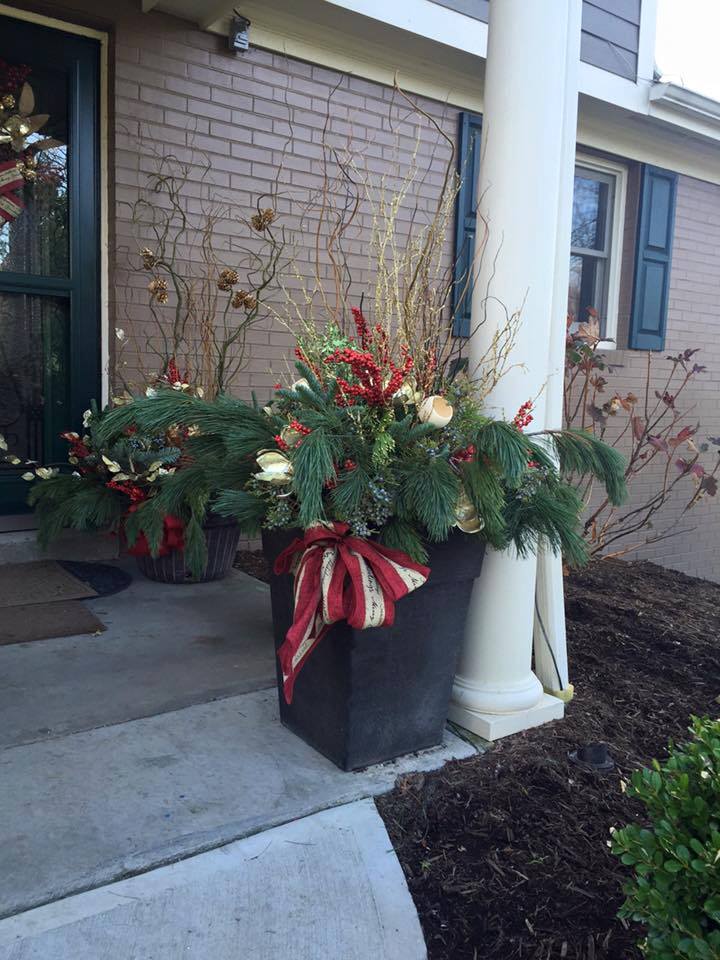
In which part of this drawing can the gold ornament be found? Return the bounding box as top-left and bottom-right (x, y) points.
(454, 489), (484, 534)
(251, 207), (276, 231)
(254, 450), (293, 484)
(393, 376), (423, 406)
(417, 395), (454, 427)
(148, 277), (169, 304)
(0, 83), (61, 153)
(217, 268), (239, 291)
(231, 289), (257, 310)
(141, 247), (158, 270)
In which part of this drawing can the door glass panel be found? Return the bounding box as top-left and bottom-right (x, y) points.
(0, 59), (69, 276)
(0, 292), (70, 465)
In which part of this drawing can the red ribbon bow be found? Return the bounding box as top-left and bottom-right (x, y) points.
(0, 160), (25, 224)
(124, 513), (185, 557)
(274, 522), (430, 703)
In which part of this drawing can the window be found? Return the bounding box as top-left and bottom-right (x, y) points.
(568, 156), (626, 345)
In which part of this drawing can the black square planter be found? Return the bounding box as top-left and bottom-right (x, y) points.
(263, 528), (485, 771)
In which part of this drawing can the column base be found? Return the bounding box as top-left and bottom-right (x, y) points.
(448, 693), (564, 741)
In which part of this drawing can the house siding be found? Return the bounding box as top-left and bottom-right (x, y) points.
(430, 0), (640, 79)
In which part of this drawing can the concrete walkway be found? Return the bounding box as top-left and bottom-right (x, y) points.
(0, 558), (476, 956)
(0, 800), (426, 960)
(1, 687), (474, 919)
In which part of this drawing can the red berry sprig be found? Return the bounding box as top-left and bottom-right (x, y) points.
(513, 400), (534, 430)
(453, 443), (476, 463)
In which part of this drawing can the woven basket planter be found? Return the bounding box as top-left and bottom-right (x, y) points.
(134, 514), (240, 584)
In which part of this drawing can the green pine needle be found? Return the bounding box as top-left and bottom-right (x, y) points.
(399, 456), (460, 542)
(475, 420), (533, 485)
(377, 517), (428, 564)
(213, 489), (267, 534)
(549, 429), (627, 505)
(460, 459), (507, 549)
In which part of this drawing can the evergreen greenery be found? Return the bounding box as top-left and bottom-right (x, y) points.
(95, 329), (627, 569)
(25, 314), (628, 578)
(611, 717), (720, 959)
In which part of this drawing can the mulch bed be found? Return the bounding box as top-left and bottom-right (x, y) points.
(234, 549), (271, 583)
(374, 559), (720, 960)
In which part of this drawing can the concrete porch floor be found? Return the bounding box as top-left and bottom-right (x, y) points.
(0, 558), (476, 956)
(1, 561), (276, 748)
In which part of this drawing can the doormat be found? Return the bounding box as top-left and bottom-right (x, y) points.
(0, 560), (98, 608)
(58, 560), (132, 597)
(0, 601), (106, 646)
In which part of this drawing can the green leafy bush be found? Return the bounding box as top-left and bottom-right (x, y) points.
(611, 716), (720, 959)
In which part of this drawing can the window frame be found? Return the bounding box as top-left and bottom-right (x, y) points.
(571, 153), (627, 348)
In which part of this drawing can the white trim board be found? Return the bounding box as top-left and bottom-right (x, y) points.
(573, 152), (628, 348)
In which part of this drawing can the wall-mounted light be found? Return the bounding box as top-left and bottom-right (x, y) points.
(229, 12), (251, 53)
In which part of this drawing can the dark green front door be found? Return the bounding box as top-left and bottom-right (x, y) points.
(0, 16), (100, 512)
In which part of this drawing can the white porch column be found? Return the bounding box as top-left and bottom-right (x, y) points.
(449, 0), (582, 740)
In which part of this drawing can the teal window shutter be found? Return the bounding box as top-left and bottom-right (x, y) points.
(629, 164), (678, 350)
(453, 112), (482, 337)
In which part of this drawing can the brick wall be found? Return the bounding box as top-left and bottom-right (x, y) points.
(7, 0), (720, 579)
(97, 0), (458, 398)
(591, 173), (720, 582)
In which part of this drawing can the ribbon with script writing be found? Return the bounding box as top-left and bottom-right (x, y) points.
(0, 160), (24, 224)
(273, 522), (430, 703)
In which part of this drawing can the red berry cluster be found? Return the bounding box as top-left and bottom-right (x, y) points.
(160, 357), (185, 385)
(106, 480), (147, 503)
(513, 400), (534, 430)
(343, 459), (356, 470)
(453, 444), (476, 463)
(60, 431), (90, 461)
(351, 307), (369, 349)
(348, 307), (391, 364)
(325, 345), (413, 408)
(0, 60), (31, 96)
(274, 418), (311, 453)
(288, 418), (311, 436)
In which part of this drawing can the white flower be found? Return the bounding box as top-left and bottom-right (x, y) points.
(82, 409), (92, 427)
(196, 387), (204, 398)
(115, 327), (126, 341)
(21, 472), (34, 481)
(145, 386), (157, 398)
(0, 434), (7, 451)
(35, 467), (58, 480)
(6, 455), (21, 465)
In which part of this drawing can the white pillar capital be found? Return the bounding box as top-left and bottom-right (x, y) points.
(449, 0), (582, 741)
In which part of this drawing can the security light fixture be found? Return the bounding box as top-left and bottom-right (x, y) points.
(229, 12), (250, 53)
